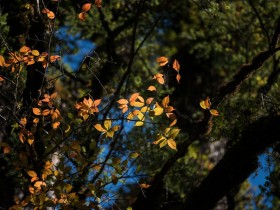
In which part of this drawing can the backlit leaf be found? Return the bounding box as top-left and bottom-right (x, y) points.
(173, 59), (180, 72)
(82, 3), (91, 12)
(52, 121), (60, 129)
(167, 139), (177, 150)
(200, 97), (211, 110)
(147, 86), (156, 91)
(31, 50), (40, 56)
(94, 124), (107, 132)
(47, 11), (55, 19)
(78, 12), (86, 21)
(135, 121), (144, 126)
(153, 73), (165, 84)
(27, 170), (37, 178)
(156, 56), (168, 66)
(210, 109), (219, 116)
(33, 108), (41, 115)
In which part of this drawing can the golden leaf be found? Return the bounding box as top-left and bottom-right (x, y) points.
(200, 97), (211, 110)
(31, 50), (40, 56)
(167, 139), (177, 150)
(156, 56), (168, 66)
(210, 109), (219, 116)
(94, 124), (107, 132)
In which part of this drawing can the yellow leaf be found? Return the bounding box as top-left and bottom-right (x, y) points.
(147, 86), (156, 91)
(31, 50), (40, 56)
(162, 95), (170, 108)
(94, 124), (107, 132)
(104, 119), (111, 130)
(167, 139), (177, 150)
(210, 109), (219, 116)
(65, 125), (71, 133)
(200, 97), (211, 110)
(27, 170), (37, 178)
(32, 107), (41, 115)
(156, 56), (168, 66)
(153, 102), (164, 116)
(135, 121), (144, 126)
(173, 59), (180, 72)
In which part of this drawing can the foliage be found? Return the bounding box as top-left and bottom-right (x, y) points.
(0, 0), (280, 210)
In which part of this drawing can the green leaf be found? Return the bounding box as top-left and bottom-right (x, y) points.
(129, 152), (139, 159)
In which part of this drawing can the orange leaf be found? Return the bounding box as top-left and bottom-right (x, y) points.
(153, 73), (165, 85)
(140, 183), (151, 189)
(117, 99), (128, 105)
(146, 97), (154, 105)
(176, 74), (181, 83)
(19, 46), (30, 54)
(52, 121), (60, 129)
(3, 146), (11, 154)
(47, 11), (55, 19)
(42, 8), (50, 14)
(42, 109), (50, 116)
(162, 95), (170, 108)
(94, 124), (107, 132)
(20, 117), (27, 126)
(210, 109), (219, 116)
(156, 56), (168, 66)
(50, 55), (60, 63)
(200, 97), (211, 110)
(167, 139), (177, 150)
(147, 86), (156, 91)
(94, 0), (102, 7)
(78, 12), (86, 21)
(33, 108), (41, 115)
(172, 59), (180, 72)
(82, 3), (91, 12)
(27, 170), (37, 178)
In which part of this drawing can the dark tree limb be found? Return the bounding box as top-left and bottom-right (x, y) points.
(184, 115), (280, 210)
